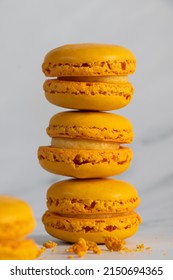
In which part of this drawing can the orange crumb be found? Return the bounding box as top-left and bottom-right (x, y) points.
(66, 238), (87, 257)
(122, 246), (133, 253)
(104, 238), (151, 254)
(136, 244), (144, 250)
(66, 238), (102, 257)
(68, 255), (74, 259)
(122, 244), (145, 254)
(40, 247), (46, 253)
(87, 241), (102, 254)
(43, 240), (58, 249)
(123, 244), (151, 254)
(146, 246), (151, 250)
(104, 237), (125, 252)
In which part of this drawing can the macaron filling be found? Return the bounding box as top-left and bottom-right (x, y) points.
(51, 137), (120, 150)
(58, 75), (128, 83)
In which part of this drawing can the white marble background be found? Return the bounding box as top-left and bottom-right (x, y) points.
(0, 0), (173, 259)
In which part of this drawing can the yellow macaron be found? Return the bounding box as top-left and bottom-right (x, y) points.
(38, 111), (133, 178)
(42, 43), (136, 111)
(0, 196), (36, 239)
(42, 178), (142, 243)
(0, 196), (40, 260)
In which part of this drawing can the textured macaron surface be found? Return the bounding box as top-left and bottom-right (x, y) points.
(38, 146), (133, 178)
(0, 196), (36, 239)
(47, 179), (140, 214)
(42, 43), (136, 77)
(42, 43), (136, 110)
(47, 111), (134, 143)
(43, 78), (134, 111)
(42, 211), (141, 240)
(42, 179), (142, 242)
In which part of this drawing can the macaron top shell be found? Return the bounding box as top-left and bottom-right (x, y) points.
(48, 178), (138, 200)
(47, 179), (140, 214)
(0, 196), (35, 224)
(47, 111), (133, 143)
(42, 43), (136, 77)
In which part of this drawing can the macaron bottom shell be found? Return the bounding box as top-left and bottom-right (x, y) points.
(44, 79), (134, 111)
(0, 239), (41, 260)
(38, 146), (133, 178)
(0, 219), (36, 240)
(42, 211), (142, 244)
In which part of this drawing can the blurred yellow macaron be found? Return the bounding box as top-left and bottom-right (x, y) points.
(0, 196), (36, 239)
(0, 196), (40, 259)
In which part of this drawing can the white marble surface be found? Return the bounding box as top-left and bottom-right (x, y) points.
(0, 0), (173, 260)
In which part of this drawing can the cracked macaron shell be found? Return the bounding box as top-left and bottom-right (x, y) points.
(46, 178), (140, 214)
(37, 146), (133, 178)
(42, 43), (136, 77)
(0, 196), (36, 239)
(46, 111), (134, 143)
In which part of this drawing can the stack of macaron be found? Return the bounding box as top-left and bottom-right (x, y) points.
(0, 196), (40, 259)
(38, 44), (142, 243)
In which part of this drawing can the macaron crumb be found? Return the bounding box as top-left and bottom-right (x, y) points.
(104, 238), (151, 254)
(40, 246), (46, 253)
(104, 237), (125, 252)
(121, 244), (144, 254)
(68, 255), (74, 259)
(87, 241), (102, 254)
(136, 243), (144, 250)
(42, 240), (58, 249)
(66, 238), (102, 258)
(121, 244), (152, 254)
(146, 246), (151, 251)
